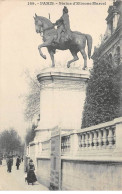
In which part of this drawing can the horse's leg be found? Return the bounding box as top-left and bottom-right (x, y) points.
(67, 50), (79, 68)
(79, 49), (87, 70)
(38, 38), (54, 59)
(48, 48), (55, 67)
(38, 43), (47, 59)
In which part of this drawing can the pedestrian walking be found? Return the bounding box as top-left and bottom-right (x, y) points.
(8, 156), (13, 173)
(6, 155), (9, 172)
(26, 159), (37, 185)
(0, 155), (2, 165)
(16, 156), (21, 170)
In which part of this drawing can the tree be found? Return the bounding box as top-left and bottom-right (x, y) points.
(82, 57), (122, 128)
(24, 71), (40, 145)
(24, 71), (40, 121)
(25, 124), (36, 145)
(0, 128), (24, 155)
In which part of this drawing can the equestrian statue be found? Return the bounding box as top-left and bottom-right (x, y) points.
(34, 6), (92, 69)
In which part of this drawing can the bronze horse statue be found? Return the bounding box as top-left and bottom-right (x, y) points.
(34, 14), (92, 69)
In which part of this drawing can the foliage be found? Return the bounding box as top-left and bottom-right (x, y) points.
(24, 71), (40, 145)
(82, 57), (122, 128)
(0, 128), (24, 154)
(25, 124), (36, 145)
(24, 71), (40, 121)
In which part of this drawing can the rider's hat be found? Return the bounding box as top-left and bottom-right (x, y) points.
(63, 6), (68, 13)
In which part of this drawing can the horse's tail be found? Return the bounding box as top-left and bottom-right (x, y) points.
(85, 34), (92, 59)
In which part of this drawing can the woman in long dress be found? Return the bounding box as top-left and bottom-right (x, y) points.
(26, 159), (37, 185)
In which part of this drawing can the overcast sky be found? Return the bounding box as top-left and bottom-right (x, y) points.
(0, 0), (113, 139)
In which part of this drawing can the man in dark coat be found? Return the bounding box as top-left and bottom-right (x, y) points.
(7, 156), (13, 173)
(16, 156), (21, 170)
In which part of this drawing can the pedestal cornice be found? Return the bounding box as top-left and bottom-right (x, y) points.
(37, 67), (90, 82)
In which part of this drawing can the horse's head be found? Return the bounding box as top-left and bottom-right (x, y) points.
(34, 13), (54, 34)
(34, 14), (43, 33)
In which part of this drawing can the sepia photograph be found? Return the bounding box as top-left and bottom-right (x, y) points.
(0, 0), (122, 191)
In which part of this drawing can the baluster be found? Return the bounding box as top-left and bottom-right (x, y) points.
(63, 139), (65, 152)
(66, 137), (68, 151)
(61, 141), (64, 152)
(67, 137), (69, 151)
(93, 131), (97, 149)
(62, 141), (63, 152)
(112, 126), (116, 146)
(68, 136), (70, 151)
(64, 139), (66, 152)
(78, 135), (81, 150)
(108, 126), (114, 148)
(63, 138), (65, 152)
(97, 129), (102, 149)
(102, 128), (107, 149)
(81, 133), (85, 150)
(80, 134), (83, 150)
(66, 138), (67, 151)
(89, 132), (93, 149)
(85, 133), (89, 148)
(48, 141), (50, 154)
(65, 138), (67, 151)
(65, 138), (67, 152)
(84, 133), (87, 149)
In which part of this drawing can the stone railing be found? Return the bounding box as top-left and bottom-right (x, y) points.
(61, 117), (122, 160)
(78, 124), (116, 150)
(27, 117), (122, 161)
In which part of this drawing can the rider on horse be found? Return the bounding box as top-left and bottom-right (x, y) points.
(34, 8), (92, 69)
(54, 6), (72, 43)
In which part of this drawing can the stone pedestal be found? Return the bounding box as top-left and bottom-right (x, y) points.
(35, 67), (90, 141)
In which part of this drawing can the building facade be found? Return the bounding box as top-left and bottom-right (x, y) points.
(92, 0), (122, 68)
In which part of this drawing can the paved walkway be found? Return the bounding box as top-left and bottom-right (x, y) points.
(0, 159), (49, 191)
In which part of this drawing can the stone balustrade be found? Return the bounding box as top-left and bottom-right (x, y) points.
(27, 117), (122, 161)
(78, 125), (116, 150)
(61, 117), (122, 160)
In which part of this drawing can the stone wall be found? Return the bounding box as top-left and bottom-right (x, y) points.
(61, 159), (122, 190)
(36, 158), (50, 188)
(27, 117), (122, 190)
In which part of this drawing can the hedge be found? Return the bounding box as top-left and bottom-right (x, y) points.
(81, 57), (122, 128)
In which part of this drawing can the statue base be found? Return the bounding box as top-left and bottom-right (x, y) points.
(34, 67), (90, 142)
